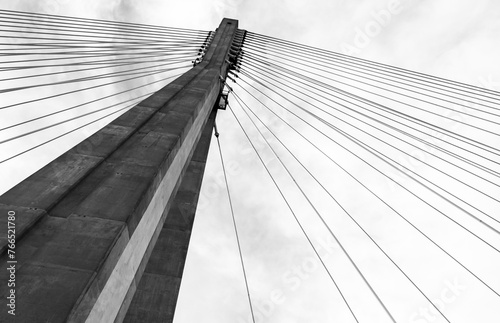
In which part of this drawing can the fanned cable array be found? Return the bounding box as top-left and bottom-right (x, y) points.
(1, 9), (500, 322)
(215, 29), (500, 322)
(0, 9), (211, 164)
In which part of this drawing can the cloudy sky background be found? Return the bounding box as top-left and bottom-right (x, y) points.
(0, 0), (499, 322)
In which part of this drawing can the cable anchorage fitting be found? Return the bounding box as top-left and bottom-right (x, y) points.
(214, 121), (219, 137)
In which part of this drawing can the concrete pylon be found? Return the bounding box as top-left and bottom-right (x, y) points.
(0, 18), (239, 323)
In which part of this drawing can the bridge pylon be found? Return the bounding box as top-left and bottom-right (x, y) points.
(0, 18), (240, 323)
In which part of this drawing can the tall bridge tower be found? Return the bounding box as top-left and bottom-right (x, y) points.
(1, 9), (499, 323)
(0, 18), (242, 323)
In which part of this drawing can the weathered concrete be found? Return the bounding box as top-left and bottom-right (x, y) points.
(123, 110), (217, 323)
(0, 18), (238, 323)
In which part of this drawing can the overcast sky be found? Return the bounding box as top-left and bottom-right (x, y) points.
(0, 0), (499, 322)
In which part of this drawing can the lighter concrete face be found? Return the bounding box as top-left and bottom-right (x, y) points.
(83, 85), (214, 323)
(0, 18), (238, 323)
(122, 109), (217, 323)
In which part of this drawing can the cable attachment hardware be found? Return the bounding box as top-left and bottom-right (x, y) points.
(227, 30), (247, 77)
(217, 90), (230, 110)
(214, 121), (219, 137)
(194, 30), (215, 66)
(217, 77), (233, 111)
